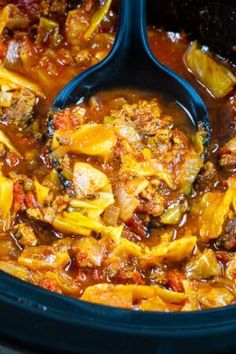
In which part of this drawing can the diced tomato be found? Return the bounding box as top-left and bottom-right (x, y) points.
(219, 147), (231, 156)
(215, 251), (233, 263)
(57, 48), (75, 66)
(53, 109), (74, 130)
(115, 270), (145, 285)
(126, 214), (147, 240)
(13, 183), (37, 213)
(25, 191), (38, 208)
(232, 269), (236, 279)
(91, 269), (100, 281)
(55, 196), (68, 207)
(13, 181), (26, 214)
(167, 270), (184, 292)
(132, 271), (145, 285)
(123, 228), (141, 242)
(115, 273), (129, 285)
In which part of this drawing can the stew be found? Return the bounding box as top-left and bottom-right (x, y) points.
(0, 0), (235, 312)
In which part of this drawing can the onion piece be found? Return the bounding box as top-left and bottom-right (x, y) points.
(109, 118), (141, 143)
(115, 184), (139, 221)
(4, 40), (21, 70)
(103, 205), (120, 226)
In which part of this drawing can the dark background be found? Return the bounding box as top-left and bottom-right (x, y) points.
(148, 0), (236, 63)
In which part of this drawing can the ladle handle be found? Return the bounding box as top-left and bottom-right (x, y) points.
(115, 0), (149, 57)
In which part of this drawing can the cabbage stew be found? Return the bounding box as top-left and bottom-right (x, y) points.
(0, 0), (235, 312)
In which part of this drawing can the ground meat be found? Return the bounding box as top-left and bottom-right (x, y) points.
(122, 227), (142, 242)
(194, 162), (218, 192)
(110, 99), (172, 136)
(47, 0), (67, 15)
(0, 88), (36, 128)
(216, 218), (236, 250)
(215, 251), (233, 263)
(113, 269), (145, 285)
(14, 0), (67, 18)
(139, 183), (165, 216)
(138, 200), (165, 217)
(52, 107), (86, 130)
(219, 154), (236, 170)
(13, 0), (41, 18)
(148, 128), (173, 154)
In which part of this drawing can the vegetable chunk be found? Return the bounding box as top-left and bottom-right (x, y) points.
(0, 171), (13, 230)
(186, 42), (236, 98)
(73, 162), (109, 199)
(19, 245), (70, 270)
(81, 283), (186, 310)
(185, 249), (221, 280)
(84, 0), (112, 40)
(190, 189), (234, 242)
(141, 235), (197, 267)
(52, 123), (117, 159)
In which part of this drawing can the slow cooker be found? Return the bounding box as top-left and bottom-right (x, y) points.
(0, 1), (235, 353)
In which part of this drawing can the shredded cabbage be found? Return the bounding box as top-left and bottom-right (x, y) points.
(52, 123), (117, 159)
(186, 41), (236, 98)
(81, 283), (186, 309)
(0, 170), (13, 230)
(0, 66), (45, 97)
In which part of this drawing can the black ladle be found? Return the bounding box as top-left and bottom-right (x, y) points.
(53, 0), (210, 142)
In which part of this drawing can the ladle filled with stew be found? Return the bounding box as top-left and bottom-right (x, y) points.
(54, 0), (210, 143)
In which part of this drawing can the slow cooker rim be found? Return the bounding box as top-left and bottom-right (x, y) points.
(0, 270), (236, 337)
